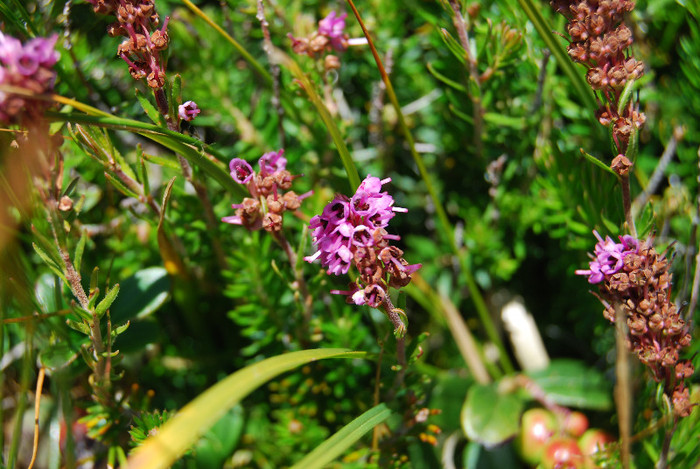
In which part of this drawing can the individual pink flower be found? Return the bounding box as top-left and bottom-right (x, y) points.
(178, 100), (200, 121)
(258, 149), (287, 177)
(229, 158), (255, 184)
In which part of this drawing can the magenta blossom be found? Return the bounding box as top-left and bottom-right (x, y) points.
(229, 158), (255, 184)
(575, 230), (639, 283)
(178, 100), (200, 121)
(318, 11), (348, 51)
(258, 149), (287, 177)
(0, 33), (59, 123)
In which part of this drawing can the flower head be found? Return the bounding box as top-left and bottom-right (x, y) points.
(223, 151), (311, 232)
(178, 100), (200, 121)
(575, 230), (638, 283)
(306, 175), (420, 307)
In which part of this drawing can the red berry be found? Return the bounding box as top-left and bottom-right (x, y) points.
(579, 429), (615, 468)
(542, 437), (584, 469)
(515, 408), (558, 465)
(564, 411), (589, 438)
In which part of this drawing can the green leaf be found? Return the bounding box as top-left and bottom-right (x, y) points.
(111, 321), (130, 339)
(461, 383), (525, 447)
(579, 149), (617, 176)
(526, 360), (613, 410)
(426, 62), (466, 92)
(31, 243), (67, 283)
(95, 284), (120, 319)
(291, 404), (391, 469)
(110, 267), (170, 324)
(74, 230), (87, 275)
(126, 349), (366, 469)
(66, 318), (90, 335)
(617, 79), (637, 115)
(136, 90), (164, 126)
(62, 176), (80, 198)
(104, 172), (141, 199)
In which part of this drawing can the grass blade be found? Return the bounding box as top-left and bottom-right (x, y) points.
(290, 404), (391, 469)
(125, 349), (366, 469)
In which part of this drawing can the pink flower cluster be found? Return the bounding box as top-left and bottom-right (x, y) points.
(575, 230), (639, 283)
(305, 176), (421, 307)
(0, 33), (59, 123)
(222, 150), (312, 232)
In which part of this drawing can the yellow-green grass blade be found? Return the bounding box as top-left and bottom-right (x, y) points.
(290, 403), (391, 469)
(126, 349), (367, 469)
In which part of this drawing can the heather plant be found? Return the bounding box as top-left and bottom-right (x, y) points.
(1, 1), (698, 469)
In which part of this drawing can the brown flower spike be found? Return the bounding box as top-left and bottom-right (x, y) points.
(551, 0), (646, 154)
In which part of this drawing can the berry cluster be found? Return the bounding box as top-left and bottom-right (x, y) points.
(86, 0), (169, 89)
(551, 0), (646, 153)
(516, 407), (614, 469)
(305, 176), (421, 308)
(576, 232), (695, 417)
(222, 150), (311, 232)
(0, 33), (59, 123)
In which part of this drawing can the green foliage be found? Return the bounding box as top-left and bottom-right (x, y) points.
(2, 0), (699, 467)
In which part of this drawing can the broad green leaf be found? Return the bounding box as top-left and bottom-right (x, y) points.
(526, 360), (613, 410)
(126, 349), (366, 469)
(461, 383), (525, 447)
(110, 267), (170, 324)
(39, 342), (78, 371)
(193, 405), (245, 468)
(291, 404), (391, 469)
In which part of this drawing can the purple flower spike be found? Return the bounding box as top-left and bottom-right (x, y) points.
(306, 174), (420, 306)
(229, 158), (255, 184)
(178, 100), (200, 121)
(258, 149), (287, 177)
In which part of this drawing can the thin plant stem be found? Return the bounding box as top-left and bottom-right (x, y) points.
(620, 173), (637, 238)
(686, 146), (700, 324)
(345, 0), (514, 374)
(27, 367), (46, 469)
(447, 0), (484, 159)
(656, 419), (678, 469)
(632, 127), (682, 216)
(271, 229), (313, 327)
(256, 0), (286, 148)
(8, 327), (34, 469)
(614, 303), (632, 469)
